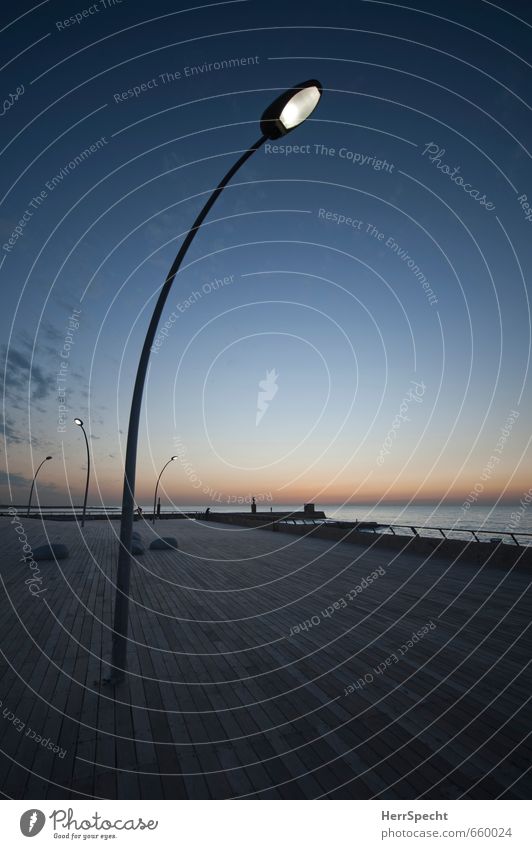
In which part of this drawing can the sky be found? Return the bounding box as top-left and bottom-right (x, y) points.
(1, 0), (531, 509)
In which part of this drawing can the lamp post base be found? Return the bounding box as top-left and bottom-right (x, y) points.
(99, 674), (125, 687)
(99, 663), (126, 686)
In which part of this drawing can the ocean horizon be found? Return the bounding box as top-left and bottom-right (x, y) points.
(150, 501), (532, 531)
(14, 500), (532, 536)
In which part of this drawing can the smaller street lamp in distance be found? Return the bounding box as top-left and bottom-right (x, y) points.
(74, 418), (90, 528)
(152, 456), (178, 524)
(26, 456), (52, 517)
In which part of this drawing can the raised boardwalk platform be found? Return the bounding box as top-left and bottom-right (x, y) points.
(0, 516), (530, 799)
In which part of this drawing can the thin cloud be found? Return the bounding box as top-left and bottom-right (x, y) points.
(1, 345), (51, 402)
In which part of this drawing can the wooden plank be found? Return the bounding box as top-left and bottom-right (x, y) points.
(0, 517), (530, 799)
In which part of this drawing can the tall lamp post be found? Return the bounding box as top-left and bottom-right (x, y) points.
(26, 456), (52, 517)
(74, 418), (90, 528)
(109, 80), (323, 682)
(152, 456), (178, 523)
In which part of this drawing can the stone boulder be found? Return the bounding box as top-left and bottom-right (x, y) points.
(149, 537), (178, 551)
(33, 543), (69, 561)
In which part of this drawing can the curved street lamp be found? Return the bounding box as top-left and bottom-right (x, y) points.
(26, 456), (52, 517)
(152, 456), (178, 523)
(110, 80), (323, 682)
(74, 418), (90, 528)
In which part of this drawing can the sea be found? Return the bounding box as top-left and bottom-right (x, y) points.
(14, 501), (532, 543)
(148, 501), (532, 541)
(179, 504), (532, 545)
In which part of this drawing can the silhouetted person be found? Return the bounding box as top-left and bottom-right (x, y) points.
(251, 497), (257, 514)
(205, 507), (211, 517)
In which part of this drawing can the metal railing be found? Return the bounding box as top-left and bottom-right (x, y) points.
(276, 518), (531, 546)
(3, 508), (530, 547)
(371, 523), (531, 546)
(0, 508), (200, 521)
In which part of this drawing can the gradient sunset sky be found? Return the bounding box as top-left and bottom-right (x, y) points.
(1, 0), (531, 508)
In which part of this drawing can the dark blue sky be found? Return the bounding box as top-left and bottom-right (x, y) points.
(1, 0), (531, 507)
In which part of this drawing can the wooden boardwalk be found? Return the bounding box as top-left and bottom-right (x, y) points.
(0, 515), (530, 799)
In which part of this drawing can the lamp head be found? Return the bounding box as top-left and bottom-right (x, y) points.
(45, 456), (52, 460)
(74, 418), (83, 426)
(171, 455), (178, 461)
(260, 80), (322, 140)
